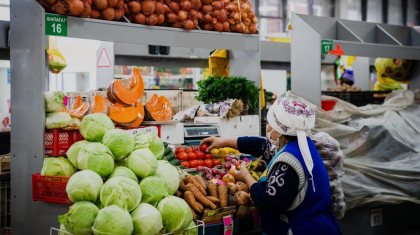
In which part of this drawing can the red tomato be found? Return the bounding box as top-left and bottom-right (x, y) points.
(213, 159), (221, 166)
(193, 151), (200, 156)
(196, 151), (205, 160)
(204, 159), (213, 168)
(235, 160), (241, 170)
(176, 153), (180, 160)
(192, 147), (199, 152)
(200, 144), (208, 152)
(196, 159), (204, 167)
(179, 152), (189, 161)
(188, 152), (197, 160)
(189, 160), (198, 168)
(185, 147), (193, 153)
(175, 147), (185, 154)
(180, 161), (190, 168)
(205, 153), (213, 159)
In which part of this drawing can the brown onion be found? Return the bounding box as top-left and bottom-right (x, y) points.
(233, 12), (240, 21)
(101, 7), (115, 20)
(178, 10), (188, 21)
(184, 19), (194, 30)
(116, 0), (123, 8)
(164, 4), (170, 13)
(93, 0), (107, 10)
(133, 12), (146, 24)
(91, 9), (101, 18)
(211, 1), (221, 10)
(214, 22), (222, 32)
(164, 0), (171, 4)
(248, 10), (255, 18)
(223, 0), (229, 5)
(165, 12), (178, 23)
(217, 9), (227, 22)
(107, 0), (118, 8)
(172, 22), (184, 28)
(212, 17), (217, 24)
(147, 14), (158, 25)
(180, 0), (192, 11)
(70, 0), (84, 16)
(228, 18), (235, 25)
(201, 23), (212, 30)
(203, 14), (212, 23)
(169, 2), (180, 13)
(128, 1), (141, 14)
(81, 4), (92, 18)
(114, 8), (124, 20)
(212, 10), (220, 17)
(193, 19), (198, 28)
(157, 13), (165, 24)
(141, 0), (156, 16)
(249, 24), (257, 34)
(188, 9), (197, 19)
(243, 18), (251, 26)
(123, 3), (129, 15)
(191, 0), (202, 10)
(222, 21), (230, 31)
(202, 5), (213, 13)
(155, 2), (164, 14)
(156, 0), (164, 3)
(233, 23), (244, 33)
(252, 16), (258, 23)
(202, 0), (212, 4)
(226, 3), (238, 12)
(241, 3), (250, 12)
(53, 1), (67, 15)
(196, 11), (203, 20)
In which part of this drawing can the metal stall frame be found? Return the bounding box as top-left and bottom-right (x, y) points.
(10, 1), (261, 234)
(0, 21), (9, 60)
(291, 13), (420, 107)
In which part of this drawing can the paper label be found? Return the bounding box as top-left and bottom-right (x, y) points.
(321, 39), (333, 54)
(371, 208), (383, 227)
(45, 14), (67, 36)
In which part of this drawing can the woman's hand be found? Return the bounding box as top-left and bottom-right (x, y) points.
(234, 162), (256, 187)
(200, 137), (237, 152)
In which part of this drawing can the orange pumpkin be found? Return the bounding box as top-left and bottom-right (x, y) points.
(222, 174), (236, 184)
(144, 94), (173, 121)
(92, 95), (109, 115)
(111, 67), (144, 105)
(129, 102), (145, 128)
(72, 96), (83, 109)
(109, 102), (138, 126)
(69, 103), (90, 117)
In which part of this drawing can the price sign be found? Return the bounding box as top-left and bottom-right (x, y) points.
(45, 14), (67, 36)
(321, 39), (333, 54)
(370, 208), (383, 227)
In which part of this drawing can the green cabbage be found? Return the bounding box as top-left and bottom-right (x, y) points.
(102, 129), (135, 161)
(109, 166), (139, 183)
(115, 158), (128, 167)
(58, 201), (99, 235)
(79, 114), (114, 142)
(92, 205), (133, 235)
(59, 224), (70, 235)
(66, 140), (91, 169)
(46, 112), (71, 129)
(66, 170), (103, 203)
(45, 91), (65, 112)
(155, 160), (180, 195)
(127, 148), (158, 179)
(77, 143), (115, 178)
(100, 176), (142, 212)
(139, 176), (168, 206)
(41, 157), (75, 177)
(134, 133), (165, 160)
(157, 196), (193, 233)
(131, 203), (163, 235)
(184, 221), (198, 235)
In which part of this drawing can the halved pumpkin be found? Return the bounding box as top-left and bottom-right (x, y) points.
(72, 96), (83, 109)
(92, 95), (109, 115)
(60, 107), (71, 114)
(112, 67), (144, 105)
(69, 103), (90, 117)
(144, 94), (173, 121)
(109, 102), (138, 126)
(129, 102), (145, 128)
(107, 83), (118, 104)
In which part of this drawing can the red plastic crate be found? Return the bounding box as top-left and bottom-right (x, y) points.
(45, 129), (84, 156)
(32, 173), (72, 204)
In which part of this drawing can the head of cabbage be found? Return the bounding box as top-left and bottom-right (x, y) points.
(155, 160), (180, 195)
(58, 201), (99, 235)
(127, 148), (158, 179)
(100, 176), (142, 212)
(109, 166), (139, 183)
(115, 158), (128, 167)
(77, 143), (115, 178)
(66, 140), (91, 169)
(66, 170), (103, 203)
(92, 205), (133, 235)
(131, 203), (163, 235)
(46, 112), (71, 129)
(157, 196), (193, 233)
(41, 157), (75, 177)
(134, 133), (165, 160)
(45, 91), (65, 113)
(102, 129), (135, 161)
(79, 113), (114, 142)
(139, 176), (168, 206)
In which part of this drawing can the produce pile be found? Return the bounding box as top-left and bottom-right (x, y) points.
(171, 145), (222, 169)
(41, 113), (197, 234)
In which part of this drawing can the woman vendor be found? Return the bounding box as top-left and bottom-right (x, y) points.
(201, 97), (342, 235)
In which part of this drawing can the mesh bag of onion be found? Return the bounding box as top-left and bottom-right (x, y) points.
(199, 0), (229, 32)
(225, 0), (257, 34)
(38, 0), (93, 18)
(125, 0), (165, 26)
(90, 0), (125, 21)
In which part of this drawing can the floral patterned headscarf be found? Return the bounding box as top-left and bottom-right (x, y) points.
(267, 97), (316, 180)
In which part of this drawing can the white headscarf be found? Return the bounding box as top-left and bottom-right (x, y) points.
(267, 97), (316, 180)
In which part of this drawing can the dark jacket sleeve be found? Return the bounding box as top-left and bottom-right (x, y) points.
(249, 162), (299, 216)
(237, 136), (275, 162)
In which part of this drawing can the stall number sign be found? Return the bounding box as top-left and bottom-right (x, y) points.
(45, 14), (67, 36)
(321, 40), (333, 54)
(370, 208), (383, 227)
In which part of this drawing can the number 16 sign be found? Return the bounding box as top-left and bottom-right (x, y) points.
(45, 14), (68, 37)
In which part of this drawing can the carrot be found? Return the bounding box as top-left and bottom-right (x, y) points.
(188, 175), (207, 196)
(184, 191), (203, 213)
(185, 183), (217, 209)
(197, 202), (204, 212)
(208, 183), (218, 198)
(179, 180), (188, 192)
(176, 191), (183, 198)
(206, 196), (220, 203)
(194, 175), (207, 189)
(190, 207), (197, 221)
(218, 184), (228, 208)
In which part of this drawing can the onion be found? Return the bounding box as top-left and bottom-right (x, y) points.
(80, 5), (92, 18)
(248, 9), (255, 18)
(190, 0), (202, 10)
(184, 19), (194, 30)
(188, 9), (197, 19)
(252, 16), (258, 23)
(227, 18), (235, 25)
(169, 2), (180, 13)
(202, 4), (213, 13)
(180, 0), (192, 11)
(116, 0), (123, 8)
(211, 1), (221, 10)
(241, 3), (250, 12)
(222, 21), (230, 31)
(233, 12), (240, 22)
(53, 1), (68, 15)
(123, 3), (129, 15)
(214, 22), (222, 32)
(164, 0), (171, 4)
(157, 13), (165, 24)
(234, 23), (244, 33)
(163, 4), (170, 13)
(212, 10), (220, 17)
(69, 0), (84, 16)
(224, 0), (229, 5)
(114, 8), (124, 20)
(101, 7), (115, 20)
(249, 24), (257, 34)
(226, 3), (237, 12)
(93, 0), (107, 10)
(133, 12), (146, 24)
(128, 1), (141, 14)
(201, 23), (212, 30)
(178, 10), (188, 21)
(107, 0), (118, 8)
(243, 18), (251, 26)
(91, 9), (101, 18)
(242, 12), (248, 19)
(146, 13), (158, 25)
(156, 0), (164, 3)
(203, 14), (212, 23)
(141, 0), (155, 16)
(172, 22), (184, 28)
(196, 11), (203, 20)
(202, 0), (212, 4)
(212, 17), (217, 24)
(217, 9), (227, 22)
(155, 2), (164, 14)
(193, 19), (198, 28)
(165, 12), (178, 23)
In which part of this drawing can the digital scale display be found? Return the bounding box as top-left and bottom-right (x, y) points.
(185, 127), (220, 137)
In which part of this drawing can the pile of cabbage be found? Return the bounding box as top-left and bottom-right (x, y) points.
(40, 114), (195, 235)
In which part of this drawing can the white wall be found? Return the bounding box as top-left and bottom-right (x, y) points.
(0, 61), (10, 113)
(261, 70), (287, 96)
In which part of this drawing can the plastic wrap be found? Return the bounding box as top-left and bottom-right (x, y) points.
(312, 132), (344, 179)
(330, 179), (346, 219)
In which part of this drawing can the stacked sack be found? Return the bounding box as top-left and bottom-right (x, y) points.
(312, 132), (346, 219)
(91, 0), (125, 20)
(38, 0), (92, 18)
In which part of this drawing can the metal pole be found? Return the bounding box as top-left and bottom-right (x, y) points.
(330, 0), (336, 17)
(361, 0), (367, 21)
(402, 0), (407, 26)
(382, 0), (388, 23)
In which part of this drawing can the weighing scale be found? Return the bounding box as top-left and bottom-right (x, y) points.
(183, 123), (220, 145)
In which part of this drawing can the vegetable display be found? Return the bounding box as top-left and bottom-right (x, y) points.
(79, 113), (115, 142)
(127, 148), (158, 178)
(38, 0), (92, 18)
(45, 91), (66, 113)
(102, 129), (135, 160)
(66, 170), (104, 203)
(46, 112), (72, 129)
(91, 205), (134, 235)
(100, 176), (142, 212)
(91, 0), (125, 21)
(144, 94), (174, 122)
(41, 157), (76, 177)
(58, 201), (99, 235)
(157, 196), (193, 233)
(131, 203), (164, 235)
(77, 142), (115, 178)
(134, 133), (165, 159)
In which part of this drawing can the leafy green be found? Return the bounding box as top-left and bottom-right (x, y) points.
(134, 133), (165, 160)
(100, 176), (142, 212)
(127, 148), (158, 179)
(109, 166), (139, 183)
(79, 114), (114, 142)
(131, 203), (163, 235)
(92, 205), (133, 235)
(139, 176), (168, 206)
(66, 170), (103, 203)
(102, 129), (134, 161)
(77, 143), (115, 178)
(157, 196), (193, 233)
(45, 91), (65, 112)
(45, 112), (71, 129)
(41, 157), (75, 177)
(58, 201), (99, 235)
(66, 140), (91, 169)
(154, 160), (180, 195)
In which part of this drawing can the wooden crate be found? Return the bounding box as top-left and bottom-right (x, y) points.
(0, 156), (10, 174)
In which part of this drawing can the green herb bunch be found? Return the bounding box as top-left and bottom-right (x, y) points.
(195, 76), (260, 111)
